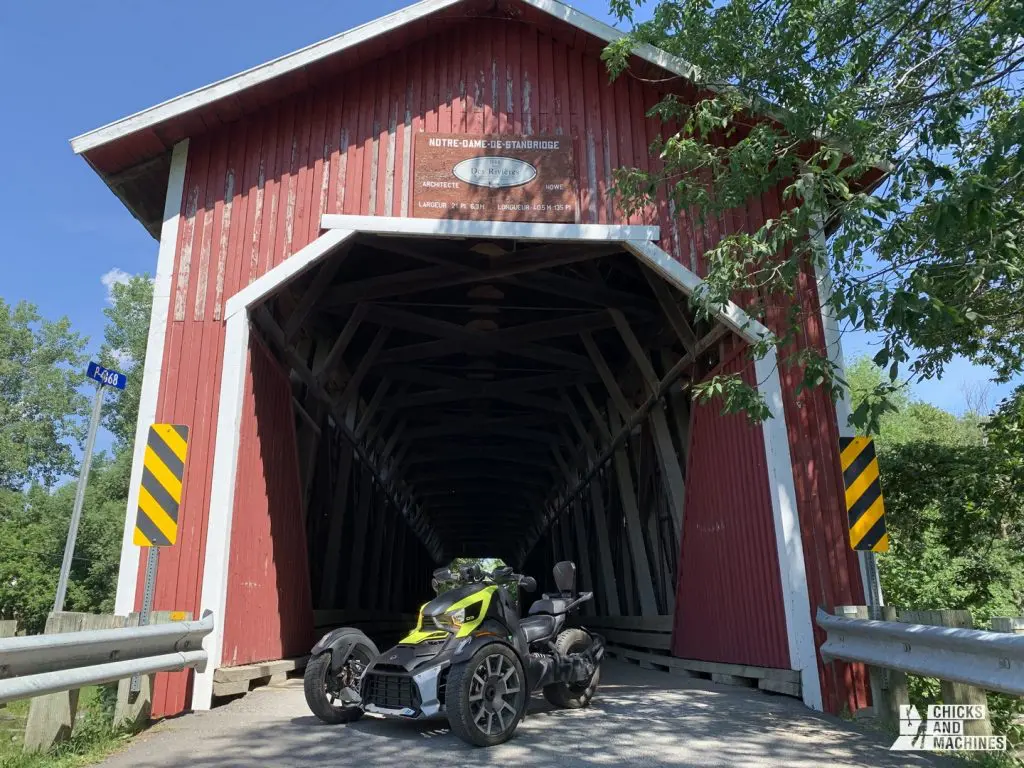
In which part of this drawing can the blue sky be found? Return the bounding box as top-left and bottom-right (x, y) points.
(0, 0), (1015, 453)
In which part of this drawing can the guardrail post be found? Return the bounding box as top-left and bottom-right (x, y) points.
(872, 605), (908, 729)
(0, 621), (16, 712)
(901, 609), (992, 738)
(114, 611), (189, 729)
(991, 617), (1024, 635)
(23, 613), (127, 753)
(837, 605), (905, 729)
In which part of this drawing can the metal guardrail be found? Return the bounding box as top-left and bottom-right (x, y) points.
(816, 608), (1024, 696)
(0, 611), (214, 704)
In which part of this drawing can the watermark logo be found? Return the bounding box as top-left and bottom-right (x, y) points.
(891, 705), (1007, 752)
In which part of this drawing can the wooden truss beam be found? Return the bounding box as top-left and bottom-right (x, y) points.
(525, 322), (730, 557)
(611, 309), (687, 543)
(284, 244), (352, 341)
(315, 303), (369, 382)
(374, 310), (615, 369)
(404, 448), (555, 469)
(324, 243), (620, 307)
(251, 306), (441, 559)
(642, 266), (697, 353)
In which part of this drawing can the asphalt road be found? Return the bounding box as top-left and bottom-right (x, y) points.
(99, 661), (958, 767)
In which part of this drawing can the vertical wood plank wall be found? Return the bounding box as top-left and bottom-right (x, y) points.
(672, 353), (791, 671)
(140, 16), (864, 715)
(221, 336), (315, 667)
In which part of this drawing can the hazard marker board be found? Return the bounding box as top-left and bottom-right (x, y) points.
(839, 436), (890, 552)
(133, 424), (189, 547)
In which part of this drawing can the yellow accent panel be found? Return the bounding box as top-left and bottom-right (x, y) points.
(453, 586), (495, 638)
(872, 533), (890, 553)
(144, 445), (182, 502)
(400, 629), (449, 644)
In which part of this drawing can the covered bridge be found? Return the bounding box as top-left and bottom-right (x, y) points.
(71, 0), (872, 721)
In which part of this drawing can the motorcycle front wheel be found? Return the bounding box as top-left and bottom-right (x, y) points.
(446, 643), (527, 747)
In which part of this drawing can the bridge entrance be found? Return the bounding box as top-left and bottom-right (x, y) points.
(188, 216), (838, 714)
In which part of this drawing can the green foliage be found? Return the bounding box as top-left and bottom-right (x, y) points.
(847, 358), (1024, 742)
(0, 284), (150, 634)
(692, 373), (770, 421)
(0, 685), (135, 768)
(607, 0), (1024, 424)
(0, 454), (127, 633)
(99, 276), (152, 449)
(0, 300), (87, 489)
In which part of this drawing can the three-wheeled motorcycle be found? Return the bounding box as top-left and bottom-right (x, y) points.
(303, 560), (604, 746)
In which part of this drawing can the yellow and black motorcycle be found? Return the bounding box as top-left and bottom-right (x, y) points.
(303, 561), (604, 747)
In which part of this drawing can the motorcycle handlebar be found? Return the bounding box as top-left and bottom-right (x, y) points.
(434, 564), (537, 592)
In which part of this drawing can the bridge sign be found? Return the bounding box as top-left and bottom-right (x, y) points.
(86, 361), (127, 390)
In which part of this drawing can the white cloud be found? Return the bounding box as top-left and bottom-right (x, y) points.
(100, 267), (133, 304)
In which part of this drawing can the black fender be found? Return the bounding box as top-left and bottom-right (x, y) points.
(451, 633), (523, 667)
(310, 627), (375, 674)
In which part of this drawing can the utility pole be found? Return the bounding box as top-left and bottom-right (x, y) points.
(53, 362), (126, 613)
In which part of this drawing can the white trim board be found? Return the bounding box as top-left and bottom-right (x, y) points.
(624, 239), (771, 346)
(114, 139), (189, 616)
(71, 0), (706, 156)
(191, 309), (251, 710)
(755, 349), (823, 711)
(190, 220), (791, 711)
(321, 214), (659, 243)
(193, 229), (357, 710)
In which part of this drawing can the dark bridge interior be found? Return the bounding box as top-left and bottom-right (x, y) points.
(251, 233), (732, 618)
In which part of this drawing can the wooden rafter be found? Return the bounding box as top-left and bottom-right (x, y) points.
(324, 243), (620, 307)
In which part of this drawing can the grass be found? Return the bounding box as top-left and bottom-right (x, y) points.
(0, 686), (140, 768)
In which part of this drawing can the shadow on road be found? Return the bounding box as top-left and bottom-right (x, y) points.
(100, 662), (957, 767)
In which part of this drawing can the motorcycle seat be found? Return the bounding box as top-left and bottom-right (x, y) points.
(519, 614), (558, 644)
(527, 596), (571, 616)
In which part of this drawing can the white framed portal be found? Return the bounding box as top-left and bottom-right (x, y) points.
(191, 215), (820, 712)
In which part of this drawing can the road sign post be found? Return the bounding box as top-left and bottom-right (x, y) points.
(129, 424), (189, 695)
(53, 363), (127, 613)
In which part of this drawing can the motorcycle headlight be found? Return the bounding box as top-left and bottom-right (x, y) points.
(433, 607), (465, 631)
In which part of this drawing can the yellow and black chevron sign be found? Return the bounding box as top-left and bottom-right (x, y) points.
(839, 436), (889, 552)
(133, 424), (189, 547)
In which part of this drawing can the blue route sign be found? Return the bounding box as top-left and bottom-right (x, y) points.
(86, 361), (127, 390)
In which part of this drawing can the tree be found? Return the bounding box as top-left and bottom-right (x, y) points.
(846, 357), (985, 446)
(99, 275), (153, 448)
(0, 287), (148, 631)
(0, 455), (127, 633)
(843, 359), (1023, 620)
(606, 0), (1024, 426)
(0, 300), (87, 489)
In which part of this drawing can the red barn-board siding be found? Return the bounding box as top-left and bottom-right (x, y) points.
(672, 353), (790, 670)
(136, 12), (864, 715)
(761, 183), (869, 713)
(222, 336), (315, 667)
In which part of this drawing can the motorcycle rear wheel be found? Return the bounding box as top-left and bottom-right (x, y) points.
(543, 628), (600, 709)
(303, 630), (377, 724)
